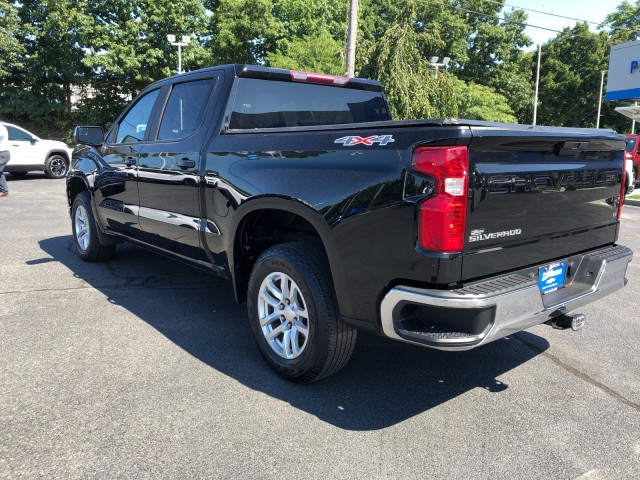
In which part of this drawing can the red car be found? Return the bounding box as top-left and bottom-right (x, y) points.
(625, 134), (640, 188)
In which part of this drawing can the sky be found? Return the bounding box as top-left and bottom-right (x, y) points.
(501, 0), (625, 47)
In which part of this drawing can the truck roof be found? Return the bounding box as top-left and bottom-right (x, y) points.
(150, 64), (384, 92)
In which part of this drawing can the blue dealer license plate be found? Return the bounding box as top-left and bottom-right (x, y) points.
(538, 262), (567, 294)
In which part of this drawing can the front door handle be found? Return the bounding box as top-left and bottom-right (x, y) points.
(176, 157), (196, 170)
(124, 156), (136, 167)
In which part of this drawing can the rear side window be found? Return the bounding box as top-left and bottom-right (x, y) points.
(626, 138), (636, 152)
(7, 126), (32, 141)
(158, 78), (214, 140)
(229, 78), (389, 129)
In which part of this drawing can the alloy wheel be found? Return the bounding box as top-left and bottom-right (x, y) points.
(74, 205), (90, 252)
(257, 271), (310, 359)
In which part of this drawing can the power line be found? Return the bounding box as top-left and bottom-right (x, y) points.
(481, 0), (602, 26)
(427, 0), (605, 41)
(479, 0), (640, 36)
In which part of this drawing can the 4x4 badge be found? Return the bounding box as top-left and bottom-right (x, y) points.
(334, 135), (395, 146)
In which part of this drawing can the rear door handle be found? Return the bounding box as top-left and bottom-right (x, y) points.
(176, 157), (196, 170)
(124, 156), (137, 167)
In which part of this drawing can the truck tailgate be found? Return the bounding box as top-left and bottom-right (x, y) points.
(463, 126), (625, 281)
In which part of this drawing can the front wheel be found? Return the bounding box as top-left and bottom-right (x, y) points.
(247, 243), (357, 383)
(44, 154), (68, 179)
(71, 192), (115, 262)
(627, 169), (636, 196)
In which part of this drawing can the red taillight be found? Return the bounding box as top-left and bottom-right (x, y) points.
(618, 170), (626, 220)
(290, 70), (349, 86)
(413, 146), (469, 253)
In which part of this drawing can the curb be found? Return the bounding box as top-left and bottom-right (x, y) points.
(625, 198), (640, 207)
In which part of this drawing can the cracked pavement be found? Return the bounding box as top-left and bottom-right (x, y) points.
(1, 174), (639, 479)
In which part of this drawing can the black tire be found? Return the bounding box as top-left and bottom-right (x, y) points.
(71, 191), (116, 262)
(626, 169), (636, 197)
(247, 243), (357, 383)
(9, 172), (28, 177)
(44, 154), (68, 179)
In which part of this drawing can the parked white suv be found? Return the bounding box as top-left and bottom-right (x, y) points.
(1, 122), (73, 178)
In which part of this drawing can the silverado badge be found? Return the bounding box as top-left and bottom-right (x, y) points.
(469, 228), (522, 242)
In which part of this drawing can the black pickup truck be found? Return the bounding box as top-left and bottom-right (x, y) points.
(68, 64), (633, 382)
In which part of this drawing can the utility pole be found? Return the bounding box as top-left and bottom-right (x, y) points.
(345, 0), (359, 77)
(533, 44), (541, 126)
(596, 70), (605, 129)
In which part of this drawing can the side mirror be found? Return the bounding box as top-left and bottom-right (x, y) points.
(30, 137), (38, 145)
(74, 126), (104, 146)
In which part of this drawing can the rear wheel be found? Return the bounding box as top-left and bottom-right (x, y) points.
(44, 154), (68, 179)
(71, 191), (115, 262)
(247, 243), (357, 383)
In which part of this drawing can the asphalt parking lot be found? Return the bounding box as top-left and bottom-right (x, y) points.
(1, 174), (639, 479)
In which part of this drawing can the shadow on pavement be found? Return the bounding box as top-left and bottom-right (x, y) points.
(38, 235), (549, 431)
(5, 172), (51, 181)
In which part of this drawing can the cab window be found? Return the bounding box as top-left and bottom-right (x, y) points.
(229, 78), (390, 129)
(157, 79), (214, 140)
(115, 89), (160, 144)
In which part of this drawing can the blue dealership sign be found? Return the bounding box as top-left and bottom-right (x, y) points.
(606, 40), (640, 101)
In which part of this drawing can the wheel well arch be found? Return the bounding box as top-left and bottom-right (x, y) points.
(229, 200), (348, 312)
(47, 149), (71, 163)
(67, 175), (89, 206)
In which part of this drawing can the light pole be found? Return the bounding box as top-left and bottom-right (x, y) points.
(533, 44), (541, 126)
(596, 70), (605, 129)
(167, 34), (191, 74)
(345, 0), (359, 77)
(429, 57), (450, 79)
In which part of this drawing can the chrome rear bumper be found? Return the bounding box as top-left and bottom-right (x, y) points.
(380, 245), (633, 350)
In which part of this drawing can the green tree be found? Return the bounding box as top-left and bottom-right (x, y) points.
(205, 0), (346, 68)
(603, 0), (640, 43)
(364, 1), (458, 119)
(84, 0), (209, 100)
(205, 0), (283, 64)
(266, 0), (346, 72)
(2, 0), (210, 134)
(0, 0), (95, 136)
(537, 23), (620, 129)
(0, 0), (23, 80)
(267, 32), (343, 74)
(455, 79), (517, 122)
(460, 7), (533, 123)
(357, 1), (531, 121)
(493, 49), (535, 124)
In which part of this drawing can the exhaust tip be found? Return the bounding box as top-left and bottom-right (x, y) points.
(546, 313), (586, 331)
(570, 313), (586, 331)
